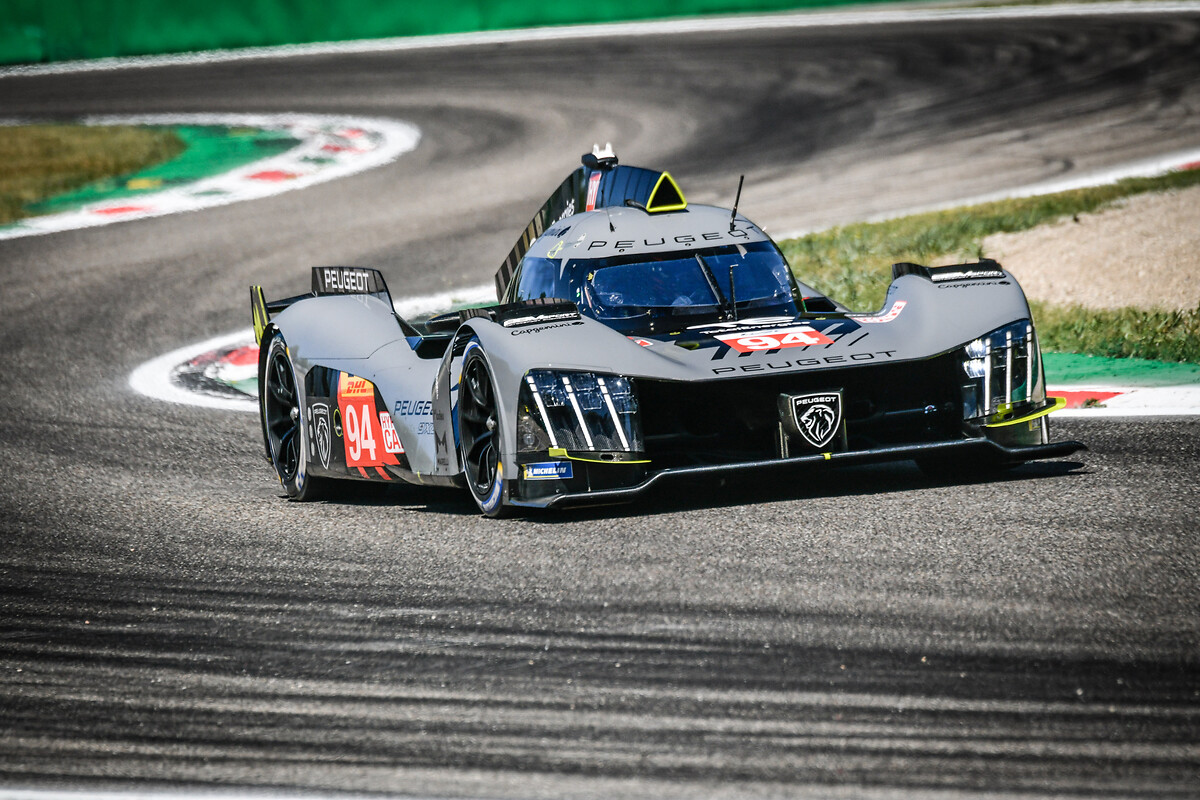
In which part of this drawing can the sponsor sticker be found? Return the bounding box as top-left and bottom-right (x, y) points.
(585, 172), (602, 211)
(523, 461), (573, 480)
(688, 316), (794, 332)
(337, 372), (401, 468)
(715, 325), (834, 353)
(852, 300), (907, 324)
(314, 266), (383, 295)
(509, 320), (585, 336)
(339, 373), (374, 398)
(393, 399), (432, 416)
(379, 411), (404, 454)
(311, 402), (332, 469)
(932, 269), (1005, 282)
(782, 391), (844, 450)
(501, 310), (580, 328)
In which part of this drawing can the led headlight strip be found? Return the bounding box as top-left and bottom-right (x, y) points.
(518, 370), (643, 456)
(561, 375), (596, 450)
(524, 374), (558, 449)
(961, 320), (1047, 422)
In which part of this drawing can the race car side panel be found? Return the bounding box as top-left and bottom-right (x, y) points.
(268, 293), (450, 485)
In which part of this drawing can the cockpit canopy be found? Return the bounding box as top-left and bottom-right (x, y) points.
(512, 240), (801, 335)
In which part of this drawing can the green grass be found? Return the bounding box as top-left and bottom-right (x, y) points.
(779, 168), (1200, 363)
(1030, 301), (1200, 363)
(0, 124), (185, 224)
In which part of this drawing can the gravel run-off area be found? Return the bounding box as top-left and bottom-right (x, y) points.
(983, 183), (1200, 311)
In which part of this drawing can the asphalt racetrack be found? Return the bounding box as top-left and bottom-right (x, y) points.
(1, 6), (1198, 797)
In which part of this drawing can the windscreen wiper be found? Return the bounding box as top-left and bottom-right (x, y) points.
(694, 254), (734, 321)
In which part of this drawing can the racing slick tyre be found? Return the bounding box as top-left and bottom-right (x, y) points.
(261, 331), (328, 501)
(457, 342), (509, 517)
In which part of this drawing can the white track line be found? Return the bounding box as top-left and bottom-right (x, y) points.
(2, 2), (1199, 79)
(129, 330), (261, 412)
(0, 114), (420, 240)
(1056, 385), (1200, 417)
(128, 286), (498, 413)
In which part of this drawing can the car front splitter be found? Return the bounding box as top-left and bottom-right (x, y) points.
(511, 436), (1087, 509)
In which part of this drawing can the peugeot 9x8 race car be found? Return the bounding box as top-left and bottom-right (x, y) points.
(251, 145), (1084, 516)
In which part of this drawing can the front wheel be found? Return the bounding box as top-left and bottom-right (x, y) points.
(457, 343), (508, 517)
(260, 332), (328, 500)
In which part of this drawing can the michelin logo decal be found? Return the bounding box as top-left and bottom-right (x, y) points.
(523, 461), (573, 480)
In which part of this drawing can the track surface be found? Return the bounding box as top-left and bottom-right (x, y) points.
(1, 8), (1199, 797)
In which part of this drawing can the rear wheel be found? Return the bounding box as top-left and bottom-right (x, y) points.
(261, 332), (327, 500)
(457, 343), (507, 517)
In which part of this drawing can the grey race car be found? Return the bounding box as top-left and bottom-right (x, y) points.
(250, 145), (1084, 516)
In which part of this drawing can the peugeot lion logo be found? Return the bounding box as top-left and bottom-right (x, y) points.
(787, 391), (844, 450)
(800, 403), (837, 446)
(311, 403), (332, 469)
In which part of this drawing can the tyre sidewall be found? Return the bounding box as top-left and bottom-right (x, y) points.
(458, 342), (507, 516)
(262, 332), (316, 500)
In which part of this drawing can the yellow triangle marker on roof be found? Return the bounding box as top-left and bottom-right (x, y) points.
(647, 172), (686, 212)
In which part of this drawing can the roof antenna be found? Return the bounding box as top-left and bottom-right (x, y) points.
(729, 174), (744, 232)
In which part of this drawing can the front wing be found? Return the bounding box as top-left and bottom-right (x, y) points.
(509, 436), (1084, 509)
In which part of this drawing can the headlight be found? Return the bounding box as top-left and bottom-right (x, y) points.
(518, 370), (643, 456)
(959, 320), (1046, 423)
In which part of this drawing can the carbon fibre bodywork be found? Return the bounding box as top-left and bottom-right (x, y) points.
(252, 150), (1084, 513)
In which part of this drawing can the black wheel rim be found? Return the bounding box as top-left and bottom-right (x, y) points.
(264, 345), (301, 482)
(459, 355), (499, 499)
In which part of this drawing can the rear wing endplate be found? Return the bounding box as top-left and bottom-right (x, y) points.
(251, 266), (413, 345)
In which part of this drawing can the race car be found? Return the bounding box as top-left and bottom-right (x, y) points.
(251, 145), (1084, 515)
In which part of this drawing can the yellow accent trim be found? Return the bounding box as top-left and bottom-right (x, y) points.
(250, 285), (269, 345)
(823, 452), (832, 460)
(566, 454), (652, 465)
(545, 446), (650, 465)
(647, 172), (687, 212)
(984, 396), (1067, 428)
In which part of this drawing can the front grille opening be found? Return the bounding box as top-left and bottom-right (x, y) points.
(634, 355), (961, 468)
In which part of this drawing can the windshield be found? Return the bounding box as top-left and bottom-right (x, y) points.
(513, 241), (800, 334)
(591, 257), (719, 310)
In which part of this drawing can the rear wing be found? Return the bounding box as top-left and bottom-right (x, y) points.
(493, 144), (688, 301)
(251, 266), (415, 345)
